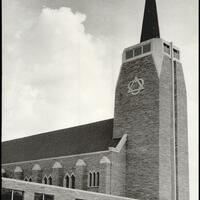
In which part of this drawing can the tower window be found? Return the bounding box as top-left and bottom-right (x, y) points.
(173, 49), (180, 59)
(125, 49), (133, 59)
(163, 43), (170, 54)
(134, 47), (142, 56)
(143, 43), (151, 53)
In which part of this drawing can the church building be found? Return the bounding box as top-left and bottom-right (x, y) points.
(2, 0), (190, 200)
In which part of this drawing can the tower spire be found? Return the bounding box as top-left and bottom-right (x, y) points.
(140, 0), (160, 42)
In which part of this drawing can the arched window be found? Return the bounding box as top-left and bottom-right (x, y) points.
(48, 176), (52, 185)
(93, 172), (96, 187)
(64, 174), (70, 188)
(43, 176), (48, 184)
(88, 172), (100, 187)
(71, 174), (75, 189)
(24, 177), (28, 181)
(29, 177), (32, 182)
(89, 172), (92, 187)
(96, 172), (100, 186)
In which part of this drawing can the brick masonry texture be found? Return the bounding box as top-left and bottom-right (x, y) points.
(113, 54), (190, 200)
(175, 61), (190, 200)
(113, 55), (160, 200)
(2, 152), (112, 193)
(2, 148), (126, 196)
(2, 178), (137, 200)
(158, 56), (189, 200)
(158, 55), (173, 200)
(111, 145), (126, 196)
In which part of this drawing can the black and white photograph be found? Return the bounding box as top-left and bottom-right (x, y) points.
(2, 0), (198, 200)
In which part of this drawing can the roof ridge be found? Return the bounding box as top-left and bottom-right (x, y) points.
(2, 118), (118, 164)
(2, 118), (114, 143)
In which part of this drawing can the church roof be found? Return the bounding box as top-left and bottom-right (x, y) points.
(2, 119), (119, 164)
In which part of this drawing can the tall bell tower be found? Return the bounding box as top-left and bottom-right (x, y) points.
(113, 0), (190, 200)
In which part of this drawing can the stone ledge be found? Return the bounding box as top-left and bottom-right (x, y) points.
(2, 178), (137, 200)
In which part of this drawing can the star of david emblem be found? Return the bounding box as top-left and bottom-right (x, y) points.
(127, 76), (144, 95)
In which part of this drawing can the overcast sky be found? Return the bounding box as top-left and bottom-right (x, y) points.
(2, 0), (198, 199)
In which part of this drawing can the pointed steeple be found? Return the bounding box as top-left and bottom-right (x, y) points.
(140, 0), (160, 42)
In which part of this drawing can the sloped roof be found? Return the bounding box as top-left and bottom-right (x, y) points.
(2, 119), (120, 164)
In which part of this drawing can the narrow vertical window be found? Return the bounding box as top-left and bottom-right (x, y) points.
(71, 175), (75, 189)
(48, 176), (52, 185)
(43, 176), (48, 184)
(64, 175), (70, 188)
(96, 172), (100, 187)
(89, 172), (92, 187)
(93, 172), (96, 187)
(29, 177), (32, 182)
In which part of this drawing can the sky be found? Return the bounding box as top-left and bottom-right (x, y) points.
(2, 0), (198, 199)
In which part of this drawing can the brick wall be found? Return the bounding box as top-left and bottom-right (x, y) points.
(113, 55), (160, 200)
(175, 61), (190, 200)
(158, 55), (173, 200)
(2, 178), (137, 200)
(110, 143), (126, 196)
(2, 146), (127, 197)
(2, 151), (112, 193)
(113, 52), (189, 200)
(158, 56), (189, 200)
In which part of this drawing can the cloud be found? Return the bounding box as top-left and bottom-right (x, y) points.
(2, 3), (115, 140)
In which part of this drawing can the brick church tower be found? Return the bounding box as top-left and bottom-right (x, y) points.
(113, 0), (190, 200)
